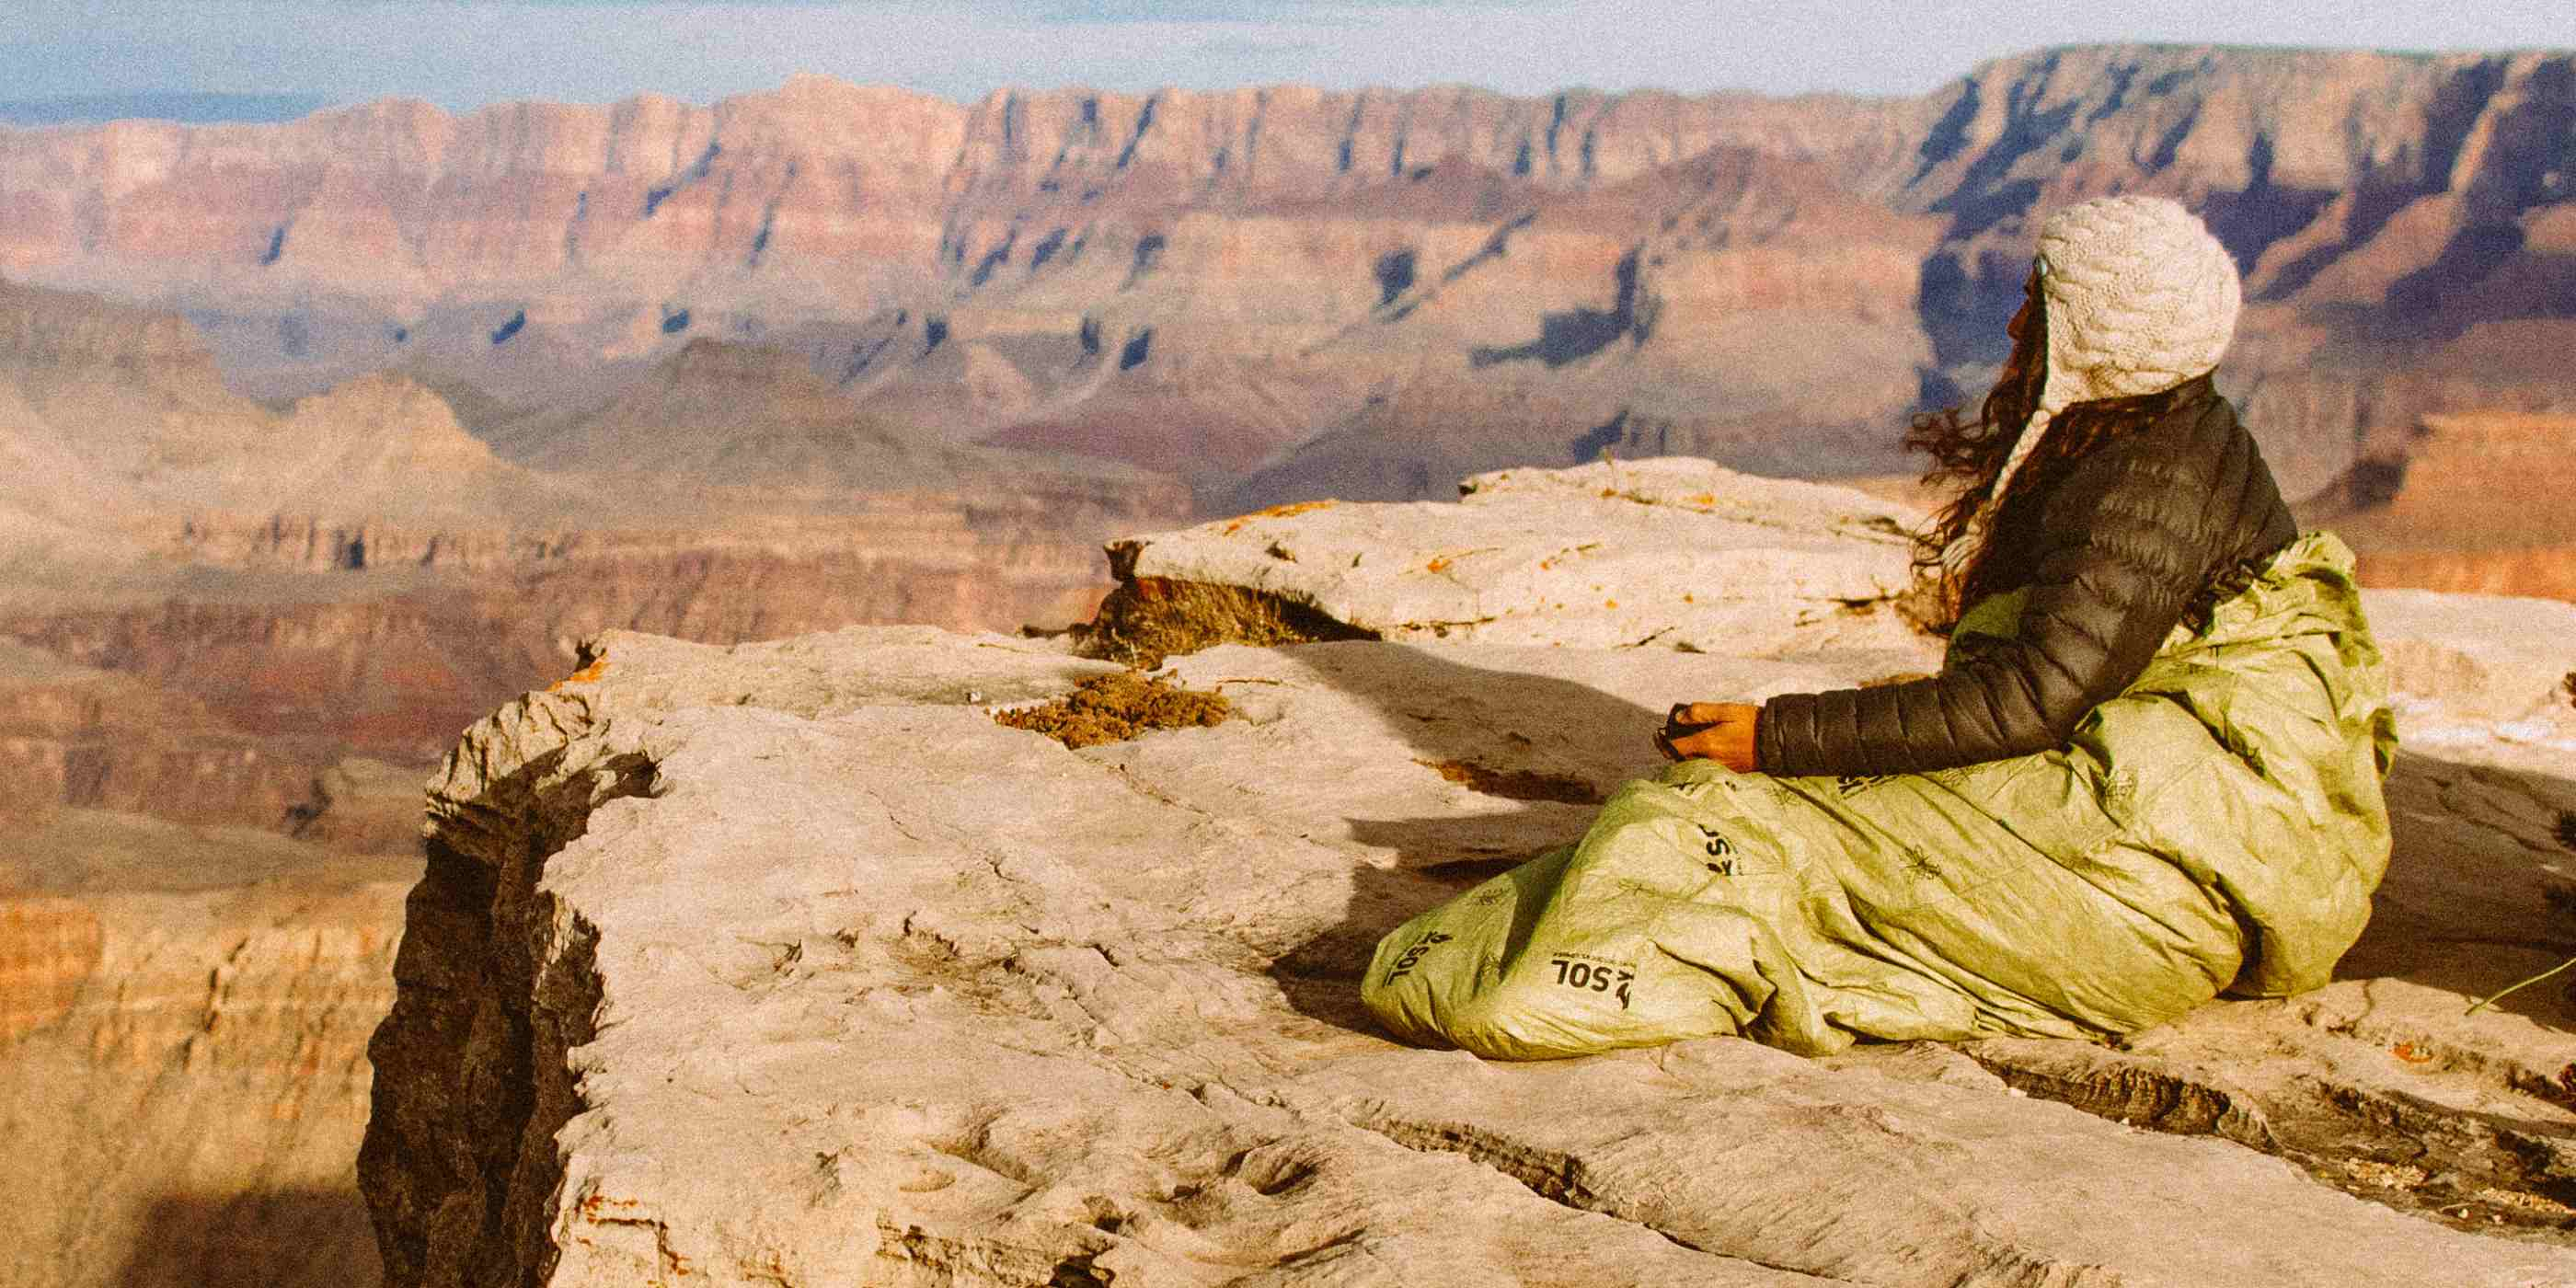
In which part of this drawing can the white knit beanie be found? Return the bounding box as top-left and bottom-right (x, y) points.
(1966, 196), (2242, 550)
(2033, 194), (2241, 415)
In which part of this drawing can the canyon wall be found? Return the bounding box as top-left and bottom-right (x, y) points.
(0, 843), (406, 1288)
(2, 44), (2572, 1284)
(2, 44), (2569, 512)
(2303, 411), (2576, 600)
(0, 275), (1193, 769)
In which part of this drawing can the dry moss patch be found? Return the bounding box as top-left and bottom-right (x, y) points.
(995, 672), (1233, 749)
(1081, 571), (1376, 668)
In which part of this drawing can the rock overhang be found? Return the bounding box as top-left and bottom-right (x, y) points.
(1089, 458), (1938, 666)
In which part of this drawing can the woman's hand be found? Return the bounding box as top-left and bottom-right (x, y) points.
(1655, 702), (1760, 772)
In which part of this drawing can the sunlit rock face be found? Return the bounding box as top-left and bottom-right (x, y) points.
(2297, 411), (2576, 603)
(4, 457), (2570, 1288)
(1, 845), (410, 1288)
(360, 469), (2576, 1285)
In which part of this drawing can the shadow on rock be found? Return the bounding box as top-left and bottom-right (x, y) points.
(1276, 639), (1669, 809)
(2340, 751), (2576, 1033)
(1259, 641), (1666, 1039)
(110, 1186), (381, 1288)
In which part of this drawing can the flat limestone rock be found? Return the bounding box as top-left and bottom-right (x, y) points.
(1095, 457), (2568, 776)
(2364, 589), (2576, 772)
(1092, 458), (1935, 662)
(362, 625), (2576, 1287)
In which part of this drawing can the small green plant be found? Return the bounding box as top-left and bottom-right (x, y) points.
(2467, 952), (2576, 1017)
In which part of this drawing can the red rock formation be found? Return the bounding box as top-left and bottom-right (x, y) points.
(1, 870), (404, 1288)
(4, 45), (2569, 504)
(0, 273), (1191, 775)
(0, 894), (101, 1043)
(0, 638), (424, 850)
(3, 524), (1150, 766)
(2355, 546), (2576, 601)
(2300, 411), (2576, 601)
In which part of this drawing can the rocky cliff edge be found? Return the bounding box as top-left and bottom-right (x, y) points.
(361, 463), (2576, 1286)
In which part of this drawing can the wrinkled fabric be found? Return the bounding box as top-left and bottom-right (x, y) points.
(1759, 379), (2299, 777)
(1363, 533), (2397, 1059)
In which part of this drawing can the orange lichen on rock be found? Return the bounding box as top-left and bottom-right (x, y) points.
(1222, 500), (1335, 535)
(1426, 557), (1453, 573)
(548, 657), (611, 691)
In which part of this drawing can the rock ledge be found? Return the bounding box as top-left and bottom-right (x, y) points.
(359, 471), (2576, 1286)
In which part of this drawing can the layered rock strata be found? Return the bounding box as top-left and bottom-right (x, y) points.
(0, 638), (421, 845)
(0, 277), (1192, 764)
(5, 45), (2570, 509)
(1, 833), (410, 1288)
(2305, 413), (2576, 604)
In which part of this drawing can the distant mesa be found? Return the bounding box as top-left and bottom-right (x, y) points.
(0, 91), (330, 126)
(2297, 411), (2576, 601)
(0, 43), (2570, 581)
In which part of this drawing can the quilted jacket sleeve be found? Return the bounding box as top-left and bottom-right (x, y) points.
(1756, 398), (2266, 778)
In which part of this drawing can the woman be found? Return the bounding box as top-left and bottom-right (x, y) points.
(1363, 196), (2399, 1059)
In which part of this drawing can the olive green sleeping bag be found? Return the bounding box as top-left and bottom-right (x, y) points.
(1362, 532), (2399, 1059)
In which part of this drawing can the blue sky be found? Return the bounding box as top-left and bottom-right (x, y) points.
(12, 0), (2575, 110)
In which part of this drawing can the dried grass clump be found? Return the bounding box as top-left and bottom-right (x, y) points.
(994, 672), (1232, 749)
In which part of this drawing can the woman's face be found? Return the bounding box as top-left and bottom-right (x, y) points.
(2006, 273), (2039, 346)
(1990, 268), (2049, 423)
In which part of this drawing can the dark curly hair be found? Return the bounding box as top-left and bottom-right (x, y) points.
(1906, 270), (2205, 624)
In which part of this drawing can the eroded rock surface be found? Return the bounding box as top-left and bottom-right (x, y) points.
(1088, 459), (1937, 667)
(363, 592), (2576, 1285)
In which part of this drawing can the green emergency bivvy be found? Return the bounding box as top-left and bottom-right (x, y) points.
(1362, 532), (2399, 1059)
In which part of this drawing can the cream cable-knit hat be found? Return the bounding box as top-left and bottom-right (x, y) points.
(2033, 194), (2241, 416)
(1961, 195), (2243, 556)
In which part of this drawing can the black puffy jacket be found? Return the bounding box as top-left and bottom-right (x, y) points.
(1756, 377), (2297, 777)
